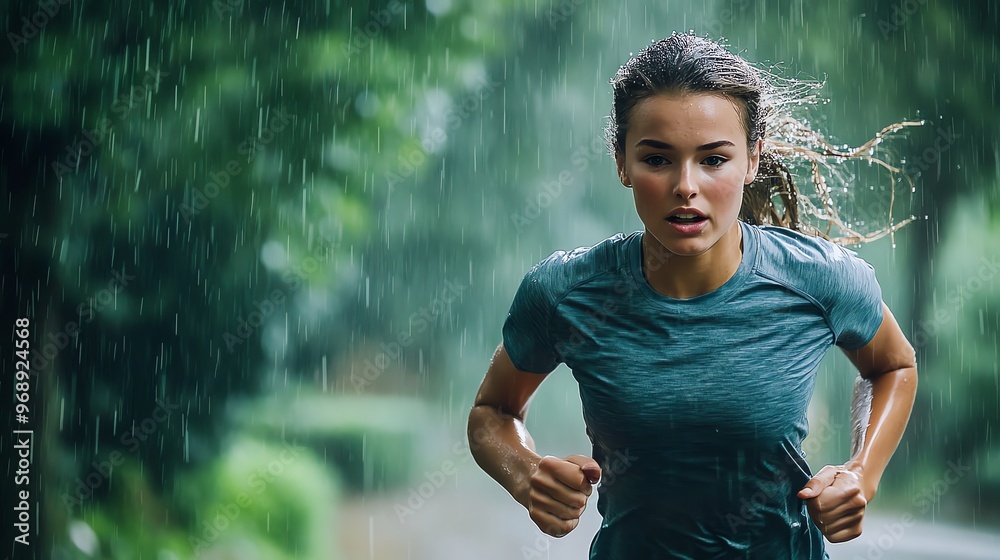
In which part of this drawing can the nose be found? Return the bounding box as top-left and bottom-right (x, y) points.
(673, 162), (698, 200)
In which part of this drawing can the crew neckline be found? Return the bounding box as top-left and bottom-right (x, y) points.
(627, 220), (758, 310)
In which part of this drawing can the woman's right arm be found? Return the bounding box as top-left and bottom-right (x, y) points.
(468, 343), (601, 537)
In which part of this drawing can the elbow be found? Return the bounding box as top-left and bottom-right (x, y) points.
(904, 340), (918, 370)
(865, 341), (918, 382)
(869, 361), (918, 401)
(900, 341), (918, 385)
(467, 404), (502, 456)
(467, 405), (487, 441)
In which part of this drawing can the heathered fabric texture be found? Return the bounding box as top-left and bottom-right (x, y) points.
(501, 220), (883, 559)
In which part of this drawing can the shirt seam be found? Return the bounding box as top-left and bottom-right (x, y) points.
(751, 268), (839, 346)
(537, 238), (633, 366)
(629, 222), (759, 310)
(548, 268), (624, 362)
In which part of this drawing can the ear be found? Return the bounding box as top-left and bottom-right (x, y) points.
(615, 151), (631, 188)
(744, 138), (763, 185)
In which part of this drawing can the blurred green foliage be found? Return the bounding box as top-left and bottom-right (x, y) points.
(177, 436), (340, 558)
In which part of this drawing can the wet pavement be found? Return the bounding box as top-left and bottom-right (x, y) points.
(338, 464), (1000, 560)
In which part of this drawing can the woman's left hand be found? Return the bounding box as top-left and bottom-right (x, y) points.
(796, 464), (868, 542)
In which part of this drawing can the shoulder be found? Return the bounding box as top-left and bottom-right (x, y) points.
(749, 224), (879, 308)
(751, 224), (873, 279)
(518, 231), (634, 304)
(747, 224), (884, 348)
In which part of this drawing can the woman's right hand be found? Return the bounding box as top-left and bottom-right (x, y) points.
(526, 454), (602, 537)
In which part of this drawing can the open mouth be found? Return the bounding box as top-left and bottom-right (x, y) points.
(666, 213), (707, 224)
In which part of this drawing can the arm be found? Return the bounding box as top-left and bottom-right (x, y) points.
(839, 301), (918, 501)
(468, 343), (547, 508)
(469, 343), (601, 537)
(798, 301), (918, 541)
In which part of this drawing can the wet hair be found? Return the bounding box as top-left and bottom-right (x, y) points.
(606, 33), (919, 245)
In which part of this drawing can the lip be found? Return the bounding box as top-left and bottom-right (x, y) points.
(666, 217), (709, 235)
(664, 208), (709, 235)
(667, 207), (707, 218)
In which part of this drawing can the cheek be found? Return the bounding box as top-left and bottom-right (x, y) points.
(627, 171), (664, 195)
(629, 182), (666, 209)
(703, 169), (747, 198)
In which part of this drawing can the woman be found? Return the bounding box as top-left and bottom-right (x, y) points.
(468, 34), (918, 559)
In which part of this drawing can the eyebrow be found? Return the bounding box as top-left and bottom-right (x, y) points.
(635, 139), (736, 151)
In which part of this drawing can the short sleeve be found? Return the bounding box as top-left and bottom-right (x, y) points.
(501, 262), (562, 374)
(828, 246), (884, 350)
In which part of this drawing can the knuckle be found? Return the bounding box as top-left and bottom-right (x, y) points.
(529, 473), (549, 490)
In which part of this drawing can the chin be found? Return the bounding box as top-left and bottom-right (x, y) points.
(663, 241), (715, 257)
(647, 229), (717, 257)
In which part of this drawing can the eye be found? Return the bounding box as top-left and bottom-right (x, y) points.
(643, 155), (669, 167)
(703, 155), (728, 167)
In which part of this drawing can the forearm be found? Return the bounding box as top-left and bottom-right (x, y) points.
(467, 404), (542, 508)
(845, 366), (918, 500)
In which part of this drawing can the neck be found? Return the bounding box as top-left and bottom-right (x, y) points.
(642, 222), (744, 299)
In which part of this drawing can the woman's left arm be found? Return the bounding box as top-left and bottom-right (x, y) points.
(797, 301), (918, 541)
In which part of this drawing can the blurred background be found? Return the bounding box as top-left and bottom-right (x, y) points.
(1, 0), (998, 558)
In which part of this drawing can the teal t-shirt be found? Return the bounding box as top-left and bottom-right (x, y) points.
(501, 220), (883, 560)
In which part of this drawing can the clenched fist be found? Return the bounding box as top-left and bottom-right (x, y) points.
(797, 464), (869, 543)
(526, 454), (602, 537)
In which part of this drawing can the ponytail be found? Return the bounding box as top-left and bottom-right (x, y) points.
(742, 117), (922, 246)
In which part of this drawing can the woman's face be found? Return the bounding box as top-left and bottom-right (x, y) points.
(615, 92), (760, 257)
